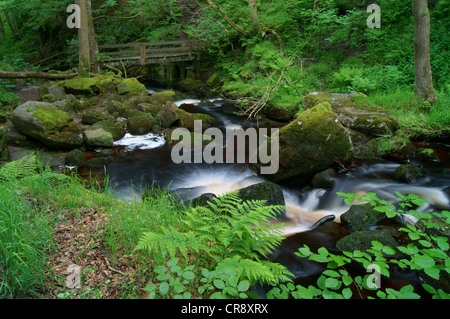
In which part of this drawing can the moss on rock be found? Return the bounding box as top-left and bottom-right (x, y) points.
(117, 78), (148, 96)
(251, 102), (353, 185)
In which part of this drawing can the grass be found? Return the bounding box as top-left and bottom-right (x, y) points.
(357, 89), (450, 139)
(0, 164), (190, 299)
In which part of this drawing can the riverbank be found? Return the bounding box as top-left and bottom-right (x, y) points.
(1, 75), (449, 299)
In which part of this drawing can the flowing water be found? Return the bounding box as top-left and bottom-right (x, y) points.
(78, 86), (449, 293)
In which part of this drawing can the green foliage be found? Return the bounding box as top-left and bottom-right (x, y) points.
(268, 192), (450, 299)
(134, 193), (292, 298)
(0, 83), (19, 123)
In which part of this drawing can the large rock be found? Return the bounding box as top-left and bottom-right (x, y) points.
(340, 204), (397, 231)
(236, 181), (286, 207)
(354, 131), (417, 161)
(303, 92), (397, 135)
(250, 102), (353, 185)
(63, 77), (99, 95)
(393, 164), (426, 183)
(65, 149), (84, 168)
(157, 102), (179, 128)
(83, 128), (114, 147)
(336, 229), (402, 257)
(92, 119), (126, 141)
(127, 113), (156, 135)
(10, 101), (83, 149)
(116, 78), (148, 96)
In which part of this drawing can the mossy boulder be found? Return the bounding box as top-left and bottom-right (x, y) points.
(39, 83), (66, 101)
(10, 101), (83, 149)
(116, 78), (148, 96)
(64, 149), (84, 168)
(149, 90), (176, 104)
(83, 128), (114, 148)
(157, 102), (179, 128)
(340, 204), (399, 231)
(81, 109), (106, 125)
(235, 181), (286, 209)
(303, 92), (397, 135)
(336, 229), (401, 257)
(63, 77), (99, 95)
(311, 168), (337, 189)
(177, 78), (205, 96)
(103, 99), (132, 118)
(393, 164), (426, 183)
(251, 102), (353, 185)
(263, 104), (295, 122)
(127, 113), (156, 135)
(355, 131), (417, 161)
(92, 119), (126, 141)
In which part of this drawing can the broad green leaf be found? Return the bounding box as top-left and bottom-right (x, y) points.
(325, 277), (341, 290)
(424, 267), (440, 280)
(182, 271), (195, 280)
(412, 255), (435, 269)
(292, 286), (314, 299)
(154, 265), (166, 274)
(159, 282), (169, 295)
(214, 279), (225, 289)
(237, 280), (250, 292)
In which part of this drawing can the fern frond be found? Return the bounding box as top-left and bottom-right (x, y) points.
(0, 155), (41, 181)
(134, 227), (207, 258)
(216, 256), (292, 285)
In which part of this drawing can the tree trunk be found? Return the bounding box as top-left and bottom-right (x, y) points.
(76, 0), (91, 77)
(248, 0), (260, 34)
(412, 0), (437, 104)
(0, 71), (78, 80)
(0, 13), (5, 40)
(87, 0), (99, 74)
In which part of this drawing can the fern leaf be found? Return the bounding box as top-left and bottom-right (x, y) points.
(0, 155), (40, 181)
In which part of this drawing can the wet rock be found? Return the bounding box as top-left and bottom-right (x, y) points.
(157, 102), (179, 128)
(11, 101), (83, 150)
(65, 149), (84, 168)
(84, 128), (114, 148)
(336, 229), (401, 257)
(127, 113), (156, 135)
(116, 78), (148, 96)
(177, 78), (206, 96)
(311, 168), (336, 189)
(393, 164), (426, 183)
(302, 92), (397, 135)
(340, 203), (394, 231)
(190, 193), (217, 208)
(264, 104), (295, 122)
(417, 148), (440, 162)
(92, 119), (126, 141)
(250, 102), (353, 186)
(149, 90), (176, 104)
(63, 77), (99, 95)
(81, 109), (106, 125)
(355, 131), (417, 161)
(235, 182), (286, 218)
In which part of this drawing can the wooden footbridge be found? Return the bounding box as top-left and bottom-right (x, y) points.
(98, 39), (201, 67)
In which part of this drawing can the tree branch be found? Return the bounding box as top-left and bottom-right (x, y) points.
(0, 71), (78, 80)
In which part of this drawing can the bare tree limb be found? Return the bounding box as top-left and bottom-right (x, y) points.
(0, 71), (78, 80)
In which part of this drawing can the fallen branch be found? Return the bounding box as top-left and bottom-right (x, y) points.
(0, 70), (78, 80)
(104, 257), (128, 276)
(206, 0), (249, 36)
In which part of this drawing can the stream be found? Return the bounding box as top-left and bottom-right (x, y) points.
(77, 84), (449, 295)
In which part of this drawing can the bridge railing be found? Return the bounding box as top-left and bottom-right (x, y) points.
(98, 40), (201, 66)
